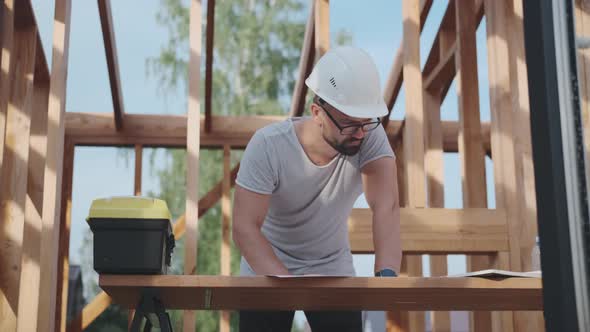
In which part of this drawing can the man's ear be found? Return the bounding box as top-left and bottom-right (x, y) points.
(310, 103), (323, 125)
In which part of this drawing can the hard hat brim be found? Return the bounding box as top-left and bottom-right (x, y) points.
(311, 91), (389, 119)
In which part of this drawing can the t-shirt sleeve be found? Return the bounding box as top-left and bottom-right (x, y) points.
(236, 131), (278, 195)
(358, 124), (396, 169)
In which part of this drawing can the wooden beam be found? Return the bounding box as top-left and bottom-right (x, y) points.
(0, 0), (15, 187)
(64, 112), (493, 152)
(401, 1), (426, 330)
(220, 145), (231, 332)
(17, 61), (49, 332)
(455, 1), (495, 330)
(424, 90), (450, 332)
(349, 208), (508, 253)
(383, 0), (433, 127)
(289, 2), (315, 117)
(509, 0), (543, 330)
(134, 144), (142, 195)
(184, 0), (202, 330)
(54, 140), (74, 332)
(38, 0), (72, 330)
(422, 0), (484, 100)
(314, 0), (329, 61)
(0, 20), (37, 332)
(97, 0), (125, 131)
(100, 275), (544, 311)
(204, 0), (215, 132)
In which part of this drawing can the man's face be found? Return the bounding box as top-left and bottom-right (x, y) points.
(316, 102), (372, 156)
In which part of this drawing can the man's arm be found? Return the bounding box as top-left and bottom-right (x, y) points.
(232, 185), (290, 275)
(361, 156), (402, 273)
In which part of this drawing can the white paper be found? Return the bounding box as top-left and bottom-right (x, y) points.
(447, 269), (542, 278)
(266, 274), (349, 278)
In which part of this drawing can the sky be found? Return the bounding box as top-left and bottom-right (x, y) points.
(30, 0), (497, 296)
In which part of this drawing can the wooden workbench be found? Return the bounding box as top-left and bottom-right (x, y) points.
(99, 275), (543, 311)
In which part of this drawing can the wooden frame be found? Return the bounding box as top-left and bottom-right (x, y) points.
(98, 0), (125, 130)
(0, 1), (545, 331)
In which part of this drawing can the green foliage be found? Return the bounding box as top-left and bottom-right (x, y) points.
(78, 0), (353, 330)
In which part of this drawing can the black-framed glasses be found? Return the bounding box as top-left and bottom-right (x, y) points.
(316, 101), (381, 135)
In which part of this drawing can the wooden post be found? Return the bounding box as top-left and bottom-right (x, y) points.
(219, 145), (231, 332)
(184, 0), (202, 330)
(424, 90), (450, 332)
(17, 58), (49, 332)
(0, 20), (37, 332)
(289, 2), (315, 117)
(386, 134), (407, 332)
(127, 144), (142, 329)
(38, 0), (72, 330)
(577, 0), (590, 186)
(204, 0), (215, 133)
(508, 0), (543, 330)
(0, 0), (15, 184)
(134, 144), (142, 196)
(455, 1), (496, 331)
(314, 0), (329, 61)
(400, 1), (427, 331)
(54, 140), (74, 332)
(485, 0), (526, 331)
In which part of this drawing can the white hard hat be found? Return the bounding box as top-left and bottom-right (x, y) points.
(305, 46), (388, 118)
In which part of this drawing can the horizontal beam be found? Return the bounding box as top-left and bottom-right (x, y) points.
(349, 208), (508, 253)
(65, 112), (491, 152)
(99, 275), (543, 311)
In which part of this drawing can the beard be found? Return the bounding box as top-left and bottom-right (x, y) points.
(323, 132), (363, 156)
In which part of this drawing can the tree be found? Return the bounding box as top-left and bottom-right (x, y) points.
(78, 0), (350, 330)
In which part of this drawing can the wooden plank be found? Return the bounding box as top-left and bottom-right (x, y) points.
(401, 1), (426, 329)
(0, 0), (15, 186)
(16, 64), (49, 332)
(54, 140), (74, 332)
(99, 275), (543, 311)
(382, 0), (433, 127)
(184, 0), (202, 330)
(289, 2), (315, 117)
(578, 0), (590, 190)
(97, 0), (125, 131)
(0, 21), (37, 332)
(314, 0), (329, 61)
(38, 0), (72, 330)
(220, 145), (231, 332)
(204, 0), (215, 132)
(424, 90), (450, 332)
(349, 208), (508, 253)
(455, 1), (495, 331)
(134, 144), (142, 195)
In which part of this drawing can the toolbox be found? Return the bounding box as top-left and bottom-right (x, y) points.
(87, 196), (175, 274)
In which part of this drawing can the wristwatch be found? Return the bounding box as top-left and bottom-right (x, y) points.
(375, 268), (397, 277)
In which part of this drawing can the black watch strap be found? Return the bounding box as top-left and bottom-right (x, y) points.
(375, 268), (397, 277)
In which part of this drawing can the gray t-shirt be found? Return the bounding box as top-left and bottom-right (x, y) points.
(236, 117), (395, 276)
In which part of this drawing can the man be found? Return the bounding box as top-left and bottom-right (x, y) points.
(232, 46), (402, 332)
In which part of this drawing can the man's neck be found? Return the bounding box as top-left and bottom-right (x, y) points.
(294, 119), (339, 166)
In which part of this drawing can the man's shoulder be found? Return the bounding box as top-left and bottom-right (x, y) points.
(253, 117), (293, 142)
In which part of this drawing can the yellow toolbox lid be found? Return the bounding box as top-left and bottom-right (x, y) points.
(87, 196), (172, 221)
